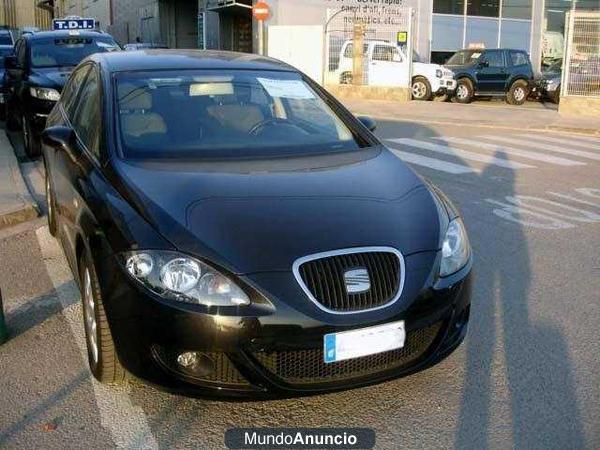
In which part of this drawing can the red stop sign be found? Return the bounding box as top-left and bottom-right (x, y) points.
(253, 1), (270, 21)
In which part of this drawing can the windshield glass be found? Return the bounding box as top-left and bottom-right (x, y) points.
(446, 50), (482, 65)
(116, 70), (364, 160)
(0, 47), (13, 67)
(30, 36), (119, 68)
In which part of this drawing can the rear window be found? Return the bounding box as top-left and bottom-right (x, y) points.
(30, 36), (119, 68)
(115, 69), (365, 160)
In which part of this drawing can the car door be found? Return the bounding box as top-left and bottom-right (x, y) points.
(476, 50), (508, 93)
(368, 44), (404, 87)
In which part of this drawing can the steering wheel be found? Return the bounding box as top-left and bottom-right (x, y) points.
(249, 118), (291, 135)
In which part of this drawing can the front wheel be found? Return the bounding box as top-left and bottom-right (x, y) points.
(455, 79), (474, 104)
(412, 77), (432, 101)
(506, 80), (529, 106)
(79, 251), (127, 384)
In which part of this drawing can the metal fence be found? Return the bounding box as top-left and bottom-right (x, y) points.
(562, 10), (600, 97)
(323, 6), (414, 88)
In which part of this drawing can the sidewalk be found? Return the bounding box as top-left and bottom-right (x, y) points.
(344, 99), (600, 136)
(0, 132), (38, 229)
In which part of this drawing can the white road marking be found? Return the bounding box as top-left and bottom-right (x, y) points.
(35, 227), (158, 450)
(520, 134), (600, 151)
(481, 135), (600, 162)
(486, 199), (575, 229)
(388, 138), (534, 169)
(389, 148), (476, 174)
(439, 137), (586, 166)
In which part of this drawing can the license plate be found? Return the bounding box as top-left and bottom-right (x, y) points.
(323, 321), (405, 363)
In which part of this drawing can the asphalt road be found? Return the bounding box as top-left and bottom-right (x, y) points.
(0, 120), (598, 449)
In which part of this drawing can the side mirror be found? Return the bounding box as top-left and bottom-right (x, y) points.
(42, 126), (77, 158)
(4, 55), (17, 70)
(357, 115), (377, 132)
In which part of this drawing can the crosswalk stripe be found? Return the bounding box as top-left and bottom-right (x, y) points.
(389, 148), (476, 174)
(439, 137), (586, 166)
(388, 138), (535, 169)
(481, 135), (600, 162)
(517, 134), (600, 151)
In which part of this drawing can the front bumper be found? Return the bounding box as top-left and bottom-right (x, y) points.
(95, 255), (473, 398)
(435, 77), (457, 95)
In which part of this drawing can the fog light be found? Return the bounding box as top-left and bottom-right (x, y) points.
(176, 351), (216, 377)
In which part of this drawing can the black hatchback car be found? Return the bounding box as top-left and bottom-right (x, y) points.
(42, 50), (472, 397)
(4, 30), (119, 157)
(446, 48), (534, 105)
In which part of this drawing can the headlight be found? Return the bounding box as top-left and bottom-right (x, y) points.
(436, 69), (443, 78)
(29, 87), (61, 101)
(440, 218), (470, 277)
(121, 250), (250, 307)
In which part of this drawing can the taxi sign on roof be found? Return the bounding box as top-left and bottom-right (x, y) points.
(52, 18), (95, 31)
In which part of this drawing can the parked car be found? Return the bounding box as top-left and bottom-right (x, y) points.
(0, 27), (14, 46)
(3, 30), (119, 157)
(537, 59), (562, 104)
(336, 39), (456, 100)
(445, 48), (534, 105)
(42, 50), (472, 397)
(0, 45), (14, 118)
(123, 42), (168, 51)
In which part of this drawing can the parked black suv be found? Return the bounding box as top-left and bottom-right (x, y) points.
(445, 48), (534, 105)
(3, 30), (119, 157)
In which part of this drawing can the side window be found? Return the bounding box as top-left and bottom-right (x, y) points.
(343, 43), (369, 58)
(484, 50), (504, 68)
(61, 65), (92, 119)
(510, 51), (528, 66)
(373, 45), (395, 61)
(71, 68), (101, 159)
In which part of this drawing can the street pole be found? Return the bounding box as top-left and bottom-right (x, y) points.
(258, 20), (264, 56)
(0, 288), (7, 345)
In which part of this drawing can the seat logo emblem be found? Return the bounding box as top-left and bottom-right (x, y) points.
(343, 268), (370, 294)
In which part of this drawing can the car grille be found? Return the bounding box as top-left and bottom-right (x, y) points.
(296, 249), (402, 312)
(252, 322), (441, 385)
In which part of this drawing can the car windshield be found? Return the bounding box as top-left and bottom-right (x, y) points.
(0, 47), (13, 67)
(30, 36), (119, 68)
(116, 70), (364, 160)
(0, 33), (12, 46)
(446, 50), (483, 65)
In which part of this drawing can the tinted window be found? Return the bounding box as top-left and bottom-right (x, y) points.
(509, 51), (529, 66)
(468, 0), (500, 17)
(116, 70), (364, 160)
(433, 0), (464, 14)
(71, 69), (101, 157)
(484, 50), (504, 68)
(502, 0), (532, 19)
(61, 65), (92, 120)
(446, 49), (483, 65)
(30, 36), (119, 68)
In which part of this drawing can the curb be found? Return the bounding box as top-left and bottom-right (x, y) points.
(0, 289), (7, 345)
(353, 113), (600, 137)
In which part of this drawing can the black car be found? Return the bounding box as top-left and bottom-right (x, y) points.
(0, 45), (14, 117)
(42, 50), (473, 397)
(537, 59), (562, 104)
(3, 30), (119, 157)
(446, 48), (534, 105)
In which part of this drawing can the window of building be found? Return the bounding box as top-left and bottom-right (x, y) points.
(468, 0), (500, 18)
(433, 0), (465, 15)
(502, 0), (532, 20)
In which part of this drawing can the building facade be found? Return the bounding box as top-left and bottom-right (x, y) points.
(0, 0), (52, 30)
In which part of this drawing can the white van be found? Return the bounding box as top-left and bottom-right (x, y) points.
(334, 39), (456, 100)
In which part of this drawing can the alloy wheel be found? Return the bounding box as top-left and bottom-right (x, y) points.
(412, 81), (426, 99)
(83, 269), (99, 365)
(514, 86), (526, 102)
(456, 84), (468, 100)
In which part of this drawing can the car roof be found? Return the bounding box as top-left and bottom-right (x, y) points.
(90, 49), (296, 73)
(24, 30), (113, 41)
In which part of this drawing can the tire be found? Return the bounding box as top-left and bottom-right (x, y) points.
(340, 72), (353, 85)
(552, 87), (560, 104)
(79, 250), (127, 384)
(455, 78), (474, 104)
(45, 162), (57, 236)
(5, 103), (18, 131)
(506, 80), (529, 106)
(412, 76), (432, 101)
(22, 114), (41, 158)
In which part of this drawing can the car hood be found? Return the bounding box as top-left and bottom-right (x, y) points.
(111, 147), (442, 274)
(30, 66), (75, 90)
